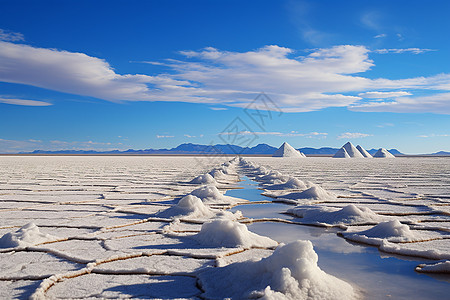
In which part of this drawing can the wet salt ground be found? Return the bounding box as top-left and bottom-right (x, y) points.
(228, 175), (450, 300)
(0, 156), (449, 299)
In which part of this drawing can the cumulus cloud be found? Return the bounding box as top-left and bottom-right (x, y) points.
(0, 97), (52, 106)
(0, 41), (182, 102)
(1, 41), (450, 114)
(338, 132), (373, 139)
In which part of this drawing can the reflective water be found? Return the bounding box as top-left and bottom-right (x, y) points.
(226, 176), (450, 300)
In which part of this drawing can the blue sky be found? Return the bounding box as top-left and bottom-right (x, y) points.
(0, 0), (449, 154)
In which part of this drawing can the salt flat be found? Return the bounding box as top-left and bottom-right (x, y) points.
(0, 156), (449, 299)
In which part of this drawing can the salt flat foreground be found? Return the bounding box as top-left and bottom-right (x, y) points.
(0, 156), (449, 299)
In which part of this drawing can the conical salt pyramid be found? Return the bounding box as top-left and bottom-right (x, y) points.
(272, 142), (305, 157)
(356, 145), (373, 158)
(373, 148), (395, 158)
(333, 142), (365, 158)
(342, 142), (364, 158)
(333, 147), (351, 158)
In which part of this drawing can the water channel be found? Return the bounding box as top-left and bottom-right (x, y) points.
(226, 176), (450, 300)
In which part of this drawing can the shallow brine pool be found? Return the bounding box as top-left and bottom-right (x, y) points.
(228, 175), (450, 300)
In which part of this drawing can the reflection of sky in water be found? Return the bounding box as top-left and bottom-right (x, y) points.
(227, 175), (450, 300)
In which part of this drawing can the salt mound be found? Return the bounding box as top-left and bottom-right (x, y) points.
(197, 240), (357, 299)
(190, 185), (241, 205)
(356, 145), (372, 158)
(190, 173), (217, 184)
(343, 220), (421, 245)
(358, 220), (416, 240)
(194, 219), (278, 248)
(265, 177), (308, 190)
(272, 142), (306, 158)
(258, 170), (289, 184)
(333, 142), (364, 158)
(255, 166), (269, 175)
(190, 185), (224, 202)
(373, 148), (395, 158)
(0, 223), (57, 248)
(288, 204), (383, 226)
(157, 195), (215, 219)
(208, 169), (226, 180)
(332, 147), (350, 158)
(279, 185), (336, 201)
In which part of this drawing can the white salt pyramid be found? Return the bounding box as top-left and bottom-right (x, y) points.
(333, 147), (350, 158)
(333, 142), (364, 158)
(373, 148), (395, 158)
(272, 142), (306, 158)
(356, 145), (373, 158)
(342, 142), (364, 158)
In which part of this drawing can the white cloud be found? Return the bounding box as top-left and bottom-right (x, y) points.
(0, 29), (24, 42)
(209, 107), (228, 111)
(417, 134), (450, 138)
(350, 93), (450, 114)
(337, 132), (373, 139)
(0, 41), (177, 102)
(358, 91), (411, 98)
(1, 41), (450, 114)
(374, 34), (387, 39)
(373, 48), (435, 54)
(156, 135), (174, 138)
(0, 97), (52, 106)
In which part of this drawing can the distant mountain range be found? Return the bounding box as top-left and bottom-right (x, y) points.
(430, 151), (450, 156)
(22, 143), (414, 156)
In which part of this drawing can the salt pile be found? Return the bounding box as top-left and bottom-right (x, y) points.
(190, 185), (241, 205)
(343, 220), (420, 245)
(356, 145), (373, 158)
(287, 204), (383, 226)
(193, 218), (278, 248)
(333, 142), (364, 158)
(189, 173), (217, 184)
(278, 185), (336, 201)
(332, 147), (350, 158)
(197, 240), (358, 299)
(272, 142), (306, 158)
(265, 177), (308, 190)
(0, 223), (57, 248)
(157, 195), (215, 219)
(258, 170), (290, 184)
(373, 148), (396, 158)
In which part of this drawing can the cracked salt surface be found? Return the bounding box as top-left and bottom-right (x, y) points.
(0, 156), (449, 299)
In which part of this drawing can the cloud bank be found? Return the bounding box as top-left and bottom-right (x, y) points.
(0, 40), (449, 113)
